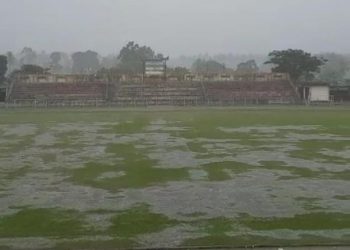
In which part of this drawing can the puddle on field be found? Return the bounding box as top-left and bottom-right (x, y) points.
(0, 122), (349, 249)
(0, 124), (38, 137)
(321, 148), (350, 159)
(219, 125), (321, 134)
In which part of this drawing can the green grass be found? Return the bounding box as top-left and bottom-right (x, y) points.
(1, 107), (350, 248)
(3, 166), (32, 181)
(70, 143), (189, 192)
(108, 204), (176, 238)
(52, 239), (136, 250)
(182, 213), (350, 247)
(182, 234), (350, 248)
(240, 212), (350, 230)
(40, 153), (57, 163)
(191, 217), (237, 235)
(113, 118), (151, 134)
(202, 161), (254, 181)
(1, 106), (349, 130)
(0, 135), (35, 156)
(323, 170), (350, 181)
(290, 140), (350, 164)
(0, 208), (91, 238)
(334, 195), (350, 200)
(260, 161), (321, 178)
(187, 212), (350, 236)
(187, 141), (208, 153)
(295, 197), (324, 210)
(260, 161), (350, 180)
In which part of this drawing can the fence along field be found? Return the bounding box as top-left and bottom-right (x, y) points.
(0, 107), (349, 249)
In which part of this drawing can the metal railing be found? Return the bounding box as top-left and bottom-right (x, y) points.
(2, 96), (305, 108)
(4, 98), (106, 108)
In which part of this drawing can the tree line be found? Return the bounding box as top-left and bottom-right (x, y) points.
(1, 41), (350, 84)
(2, 42), (161, 76)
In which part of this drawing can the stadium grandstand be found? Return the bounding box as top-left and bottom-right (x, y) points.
(3, 72), (308, 107)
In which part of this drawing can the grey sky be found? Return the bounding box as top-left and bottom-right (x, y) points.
(0, 0), (349, 56)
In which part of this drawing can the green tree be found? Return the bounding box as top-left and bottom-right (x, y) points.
(0, 55), (8, 83)
(192, 59), (226, 75)
(19, 64), (47, 74)
(167, 67), (190, 81)
(50, 52), (63, 73)
(265, 49), (326, 81)
(6, 52), (16, 73)
(20, 47), (37, 65)
(117, 41), (157, 75)
(100, 55), (118, 69)
(96, 67), (122, 82)
(236, 59), (259, 74)
(71, 50), (100, 74)
(317, 53), (349, 83)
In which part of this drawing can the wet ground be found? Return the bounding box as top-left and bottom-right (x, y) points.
(0, 107), (349, 249)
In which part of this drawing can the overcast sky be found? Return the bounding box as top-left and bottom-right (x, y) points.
(0, 0), (349, 56)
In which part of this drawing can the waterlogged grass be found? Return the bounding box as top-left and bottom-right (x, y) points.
(260, 161), (350, 181)
(240, 212), (350, 230)
(3, 166), (32, 181)
(113, 118), (151, 134)
(202, 161), (253, 181)
(1, 106), (349, 127)
(201, 160), (348, 181)
(70, 162), (188, 192)
(50, 130), (83, 149)
(295, 197), (324, 210)
(260, 161), (321, 179)
(290, 140), (350, 164)
(40, 153), (57, 164)
(53, 239), (135, 250)
(0, 135), (35, 155)
(108, 204), (176, 237)
(186, 212), (350, 238)
(322, 170), (350, 181)
(334, 195), (350, 200)
(183, 213), (350, 247)
(3, 208), (347, 248)
(190, 217), (237, 235)
(1, 107), (350, 248)
(0, 208), (91, 238)
(187, 141), (208, 153)
(5, 208), (346, 249)
(0, 206), (173, 248)
(182, 234), (278, 248)
(164, 108), (350, 139)
(182, 234), (350, 248)
(70, 143), (189, 192)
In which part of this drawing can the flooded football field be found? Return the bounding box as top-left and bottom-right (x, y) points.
(0, 107), (349, 249)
